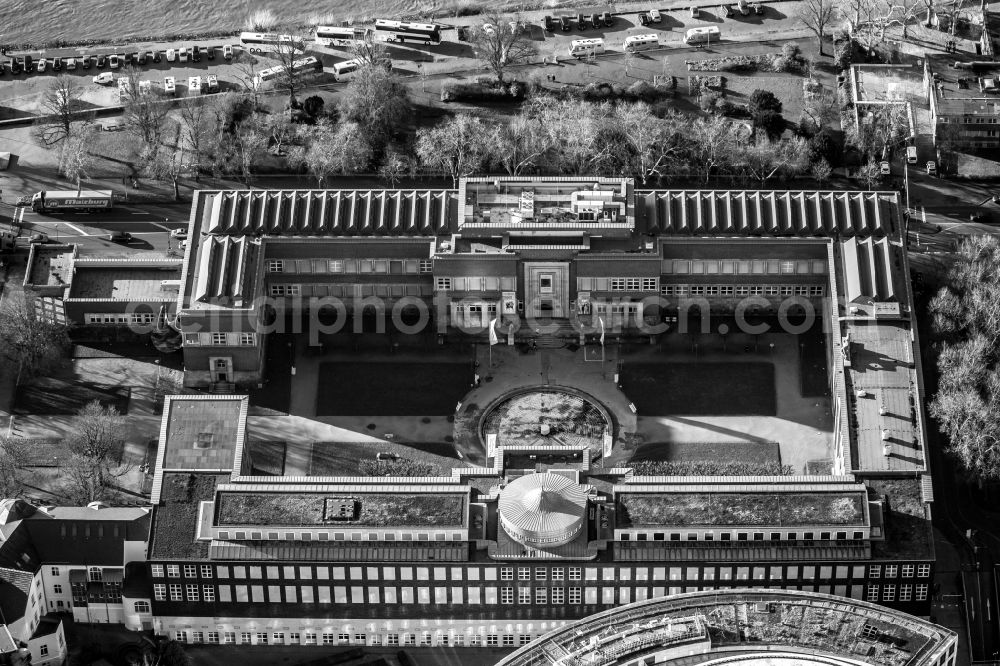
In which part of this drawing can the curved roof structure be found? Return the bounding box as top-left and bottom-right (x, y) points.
(495, 589), (956, 666)
(498, 473), (588, 548)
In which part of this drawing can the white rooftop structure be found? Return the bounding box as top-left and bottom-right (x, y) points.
(498, 472), (588, 548)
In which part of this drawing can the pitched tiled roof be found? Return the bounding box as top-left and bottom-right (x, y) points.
(0, 515), (150, 571)
(640, 191), (898, 237)
(0, 566), (32, 622)
(201, 190), (457, 236)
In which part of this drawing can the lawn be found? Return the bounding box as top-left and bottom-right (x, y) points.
(306, 440), (460, 476)
(618, 492), (866, 528)
(316, 361), (472, 416)
(13, 378), (130, 415)
(621, 362), (775, 416)
(216, 492), (466, 527)
(633, 440), (781, 464)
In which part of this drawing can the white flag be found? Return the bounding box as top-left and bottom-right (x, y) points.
(599, 317), (605, 346)
(489, 317), (499, 346)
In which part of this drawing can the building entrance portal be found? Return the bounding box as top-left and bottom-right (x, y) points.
(524, 262), (569, 319)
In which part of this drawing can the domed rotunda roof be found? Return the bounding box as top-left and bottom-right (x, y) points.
(498, 472), (588, 548)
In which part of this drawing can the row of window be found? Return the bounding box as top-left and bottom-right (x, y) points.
(184, 332), (256, 346)
(867, 584), (928, 602)
(577, 278), (659, 292)
(83, 313), (157, 325)
(267, 259), (434, 275)
(173, 631), (530, 647)
(152, 563), (931, 583)
(213, 529), (464, 542)
(621, 527), (862, 542)
(435, 276), (517, 292)
(268, 283), (432, 299)
(939, 116), (1000, 124)
(662, 259), (827, 276)
(660, 284), (826, 297)
(154, 582), (931, 607)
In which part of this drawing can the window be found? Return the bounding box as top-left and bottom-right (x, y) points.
(151, 565), (164, 578)
(175, 632), (186, 643)
(436, 277), (452, 291)
(535, 567), (547, 580)
(501, 567), (513, 581)
(518, 567), (530, 581)
(535, 587), (548, 604)
(304, 633), (316, 645)
(183, 565), (197, 578)
(239, 333), (255, 346)
(267, 260), (284, 272)
(203, 585), (215, 602)
(610, 278), (626, 291)
(869, 565), (881, 578)
(224, 633), (235, 645)
(89, 567), (103, 582)
(134, 601), (150, 613)
(487, 635), (499, 646)
(338, 633), (350, 643)
(354, 634), (366, 645)
(211, 333), (227, 345)
(419, 259), (433, 273)
(883, 585), (895, 601)
(917, 564), (931, 577)
(501, 588), (514, 604)
(899, 585), (912, 602)
(169, 584), (183, 601)
(269, 284), (301, 297)
(569, 588), (582, 604)
(192, 632), (204, 644)
(916, 584), (928, 601)
(866, 584), (879, 602)
(322, 634), (335, 645)
(40, 645), (49, 657)
(50, 567), (60, 577)
(569, 567), (582, 581)
(186, 585), (199, 601)
(153, 585), (166, 601)
(53, 584), (62, 594)
(885, 565), (898, 578)
(552, 568), (564, 581)
(503, 635), (515, 647)
(273, 633), (285, 645)
(518, 588), (532, 604)
(901, 564), (914, 577)
(240, 633), (251, 645)
(642, 278), (657, 291)
(256, 633), (268, 645)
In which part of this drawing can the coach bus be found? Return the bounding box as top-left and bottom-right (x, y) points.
(252, 56), (321, 88)
(239, 32), (305, 54)
(315, 25), (369, 46)
(373, 19), (442, 44)
(683, 26), (720, 45)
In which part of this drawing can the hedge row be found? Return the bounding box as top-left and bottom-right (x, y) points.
(441, 80), (528, 103)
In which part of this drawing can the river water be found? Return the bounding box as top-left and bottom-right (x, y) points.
(0, 0), (458, 47)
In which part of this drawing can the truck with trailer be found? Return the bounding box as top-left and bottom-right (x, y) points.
(28, 190), (114, 213)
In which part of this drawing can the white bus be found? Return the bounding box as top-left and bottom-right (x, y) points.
(683, 26), (720, 44)
(569, 38), (605, 58)
(252, 56), (321, 89)
(624, 33), (660, 52)
(239, 32), (305, 54)
(315, 25), (369, 46)
(188, 76), (202, 95)
(332, 59), (363, 82)
(373, 19), (442, 44)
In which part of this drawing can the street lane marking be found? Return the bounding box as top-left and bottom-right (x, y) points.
(63, 222), (87, 234)
(152, 223), (171, 231)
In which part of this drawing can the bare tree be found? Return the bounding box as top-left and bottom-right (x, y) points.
(468, 13), (537, 83)
(0, 296), (71, 378)
(350, 32), (391, 68)
(146, 122), (186, 200)
(488, 115), (552, 176)
(0, 436), (30, 498)
(378, 150), (413, 188)
(63, 401), (132, 504)
(33, 74), (86, 147)
(415, 113), (489, 186)
(685, 115), (743, 183)
(847, 102), (909, 159)
(230, 120), (269, 185)
(289, 119), (374, 186)
(59, 129), (95, 191)
(272, 35), (313, 104)
(529, 97), (614, 174)
(338, 63), (410, 148)
(178, 97), (218, 180)
(120, 65), (168, 155)
(857, 158), (884, 188)
(800, 0), (839, 54)
(615, 104), (685, 184)
(737, 133), (811, 184)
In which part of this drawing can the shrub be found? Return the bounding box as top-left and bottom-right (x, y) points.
(699, 91), (722, 112)
(714, 97), (736, 116)
(440, 79), (526, 103)
(358, 457), (440, 477)
(749, 89), (782, 115)
(833, 39), (853, 72)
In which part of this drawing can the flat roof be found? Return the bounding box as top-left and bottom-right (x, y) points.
(928, 54), (1000, 111)
(851, 64), (925, 104)
(847, 322), (924, 473)
(68, 266), (180, 300)
(27, 245), (74, 288)
(160, 397), (245, 472)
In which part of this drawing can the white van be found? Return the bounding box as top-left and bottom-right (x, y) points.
(569, 38), (605, 58)
(163, 76), (176, 95)
(188, 76), (202, 95)
(906, 146), (917, 164)
(624, 34), (660, 52)
(332, 58), (363, 82)
(684, 26), (721, 44)
(166, 48), (176, 62)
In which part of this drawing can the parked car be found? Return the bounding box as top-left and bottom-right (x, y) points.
(178, 48), (189, 63)
(93, 72), (114, 85)
(169, 228), (188, 239)
(223, 44), (234, 60)
(559, 15), (572, 31)
(206, 46), (216, 60)
(577, 13), (587, 29)
(178, 240), (189, 251)
(587, 13), (600, 28)
(101, 119), (125, 131)
(638, 12), (650, 25)
(10, 58), (22, 74)
(738, 0), (750, 14)
(690, 6), (701, 17)
(879, 161), (891, 175)
(724, 4), (736, 17)
(600, 11), (613, 26)
(752, 2), (763, 13)
(66, 58), (77, 70)
(137, 51), (146, 65)
(375, 452), (398, 461)
(163, 76), (176, 95)
(481, 23), (496, 35)
(192, 45), (202, 62)
(543, 15), (555, 31)
(109, 54), (121, 69)
(53, 57), (63, 71)
(29, 233), (51, 244)
(97, 54), (107, 68)
(80, 55), (91, 69)
(107, 231), (133, 243)
(926, 161), (937, 176)
(205, 74), (219, 92)
(36, 58), (47, 73)
(23, 55), (33, 72)
(166, 48), (176, 63)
